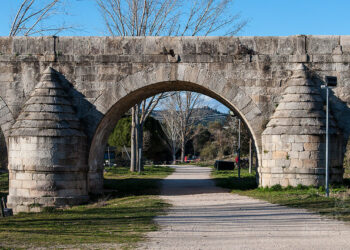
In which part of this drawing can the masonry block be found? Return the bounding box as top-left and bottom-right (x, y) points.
(0, 36), (347, 206)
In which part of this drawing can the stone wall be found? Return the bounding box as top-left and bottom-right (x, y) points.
(7, 67), (89, 213)
(0, 36), (350, 141)
(0, 36), (349, 211)
(260, 64), (344, 186)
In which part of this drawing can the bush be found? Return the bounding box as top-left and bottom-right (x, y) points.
(200, 143), (218, 160)
(296, 184), (308, 190)
(270, 184), (282, 191)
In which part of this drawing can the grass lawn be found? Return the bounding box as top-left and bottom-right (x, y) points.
(0, 171), (8, 199)
(212, 167), (350, 222)
(0, 165), (174, 249)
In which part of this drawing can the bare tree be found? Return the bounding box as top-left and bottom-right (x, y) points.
(96, 0), (246, 36)
(133, 94), (164, 171)
(176, 92), (203, 162)
(161, 92), (204, 162)
(160, 98), (181, 164)
(96, 0), (246, 169)
(9, 0), (71, 36)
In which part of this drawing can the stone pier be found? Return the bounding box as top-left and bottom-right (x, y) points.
(0, 36), (349, 211)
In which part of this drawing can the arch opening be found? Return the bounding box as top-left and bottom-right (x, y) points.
(88, 80), (262, 192)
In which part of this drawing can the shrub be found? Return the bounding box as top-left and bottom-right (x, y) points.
(200, 143), (218, 160)
(270, 184), (282, 191)
(296, 184), (307, 190)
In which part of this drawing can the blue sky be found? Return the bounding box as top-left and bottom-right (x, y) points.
(1, 0), (349, 36)
(1, 0), (349, 112)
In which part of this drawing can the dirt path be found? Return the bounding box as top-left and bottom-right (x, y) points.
(138, 165), (350, 250)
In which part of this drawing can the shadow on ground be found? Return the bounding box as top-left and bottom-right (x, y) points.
(103, 178), (164, 198)
(213, 175), (258, 191)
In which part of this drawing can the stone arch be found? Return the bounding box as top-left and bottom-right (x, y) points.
(0, 96), (15, 169)
(86, 64), (265, 191)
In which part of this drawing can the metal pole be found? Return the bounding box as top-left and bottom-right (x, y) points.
(107, 146), (111, 167)
(325, 87), (329, 197)
(249, 138), (252, 174)
(238, 119), (241, 179)
(138, 147), (142, 174)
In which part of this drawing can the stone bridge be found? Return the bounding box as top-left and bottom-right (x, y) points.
(0, 36), (349, 213)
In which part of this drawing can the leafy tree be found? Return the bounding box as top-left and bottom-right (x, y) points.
(108, 116), (171, 162)
(143, 117), (171, 162)
(192, 125), (212, 156)
(108, 116), (132, 148)
(196, 117), (251, 161)
(200, 143), (218, 160)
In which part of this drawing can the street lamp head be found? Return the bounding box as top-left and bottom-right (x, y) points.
(325, 76), (337, 87)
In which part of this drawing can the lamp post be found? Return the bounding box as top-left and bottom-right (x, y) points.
(322, 76), (337, 197)
(238, 119), (241, 179)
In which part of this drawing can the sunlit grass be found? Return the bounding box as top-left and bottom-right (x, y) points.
(212, 167), (350, 222)
(0, 165), (173, 249)
(0, 172), (8, 199)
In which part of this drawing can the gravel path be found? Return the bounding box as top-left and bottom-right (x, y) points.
(138, 165), (350, 250)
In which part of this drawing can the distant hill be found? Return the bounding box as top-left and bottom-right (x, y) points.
(152, 106), (229, 125)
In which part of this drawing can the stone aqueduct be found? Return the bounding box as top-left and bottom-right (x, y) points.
(0, 36), (350, 212)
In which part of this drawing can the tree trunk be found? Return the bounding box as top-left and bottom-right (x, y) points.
(130, 106), (137, 172)
(138, 121), (144, 171)
(172, 140), (177, 164)
(134, 105), (140, 171)
(180, 133), (185, 162)
(172, 152), (176, 164)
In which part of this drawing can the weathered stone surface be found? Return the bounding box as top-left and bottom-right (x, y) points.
(340, 36), (350, 53)
(261, 64), (343, 187)
(0, 36), (348, 210)
(7, 67), (88, 213)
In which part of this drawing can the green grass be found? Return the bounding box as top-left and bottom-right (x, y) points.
(104, 165), (174, 197)
(212, 167), (350, 222)
(0, 165), (174, 249)
(0, 172), (8, 199)
(212, 167), (258, 190)
(177, 161), (214, 167)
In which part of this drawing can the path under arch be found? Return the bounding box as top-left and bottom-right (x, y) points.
(138, 165), (350, 250)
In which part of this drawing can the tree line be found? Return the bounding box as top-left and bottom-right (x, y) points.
(108, 94), (251, 168)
